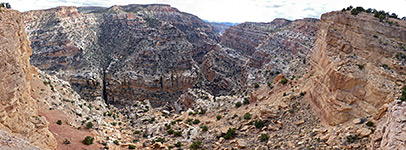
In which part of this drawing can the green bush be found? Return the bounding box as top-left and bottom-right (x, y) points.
(259, 134), (269, 142)
(189, 140), (202, 150)
(357, 64), (364, 70)
(254, 83), (260, 88)
(280, 78), (288, 85)
(134, 130), (141, 134)
(86, 122), (93, 129)
(155, 137), (166, 143)
(198, 109), (206, 115)
(243, 98), (250, 105)
(202, 125), (208, 132)
(168, 129), (174, 134)
(235, 102), (242, 108)
(224, 128), (237, 140)
(174, 141), (182, 147)
(82, 136), (94, 145)
(63, 139), (71, 144)
(400, 86), (406, 101)
(113, 140), (120, 145)
(216, 115), (222, 120)
(128, 145), (136, 149)
(174, 131), (182, 137)
(366, 121), (374, 127)
(192, 119), (200, 124)
(243, 112), (251, 120)
(57, 120), (62, 125)
(255, 120), (265, 128)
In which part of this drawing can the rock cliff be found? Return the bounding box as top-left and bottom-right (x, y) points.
(306, 11), (406, 125)
(0, 8), (57, 149)
(24, 4), (218, 107)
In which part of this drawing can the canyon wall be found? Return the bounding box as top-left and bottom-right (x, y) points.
(306, 11), (406, 125)
(0, 9), (57, 149)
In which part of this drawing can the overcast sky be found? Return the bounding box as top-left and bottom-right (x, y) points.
(10, 0), (406, 23)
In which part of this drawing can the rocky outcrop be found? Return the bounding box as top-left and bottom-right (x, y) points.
(372, 100), (406, 149)
(306, 11), (406, 125)
(0, 9), (57, 149)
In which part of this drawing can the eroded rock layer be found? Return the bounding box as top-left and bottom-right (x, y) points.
(306, 11), (406, 125)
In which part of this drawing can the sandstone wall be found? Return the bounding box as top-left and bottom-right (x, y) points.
(306, 11), (406, 125)
(0, 9), (57, 149)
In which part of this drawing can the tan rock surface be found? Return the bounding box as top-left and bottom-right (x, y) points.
(0, 9), (57, 149)
(306, 11), (406, 125)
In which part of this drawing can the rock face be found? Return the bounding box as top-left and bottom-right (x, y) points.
(0, 9), (57, 149)
(24, 4), (218, 107)
(203, 18), (319, 95)
(372, 100), (406, 149)
(306, 11), (406, 125)
(24, 4), (319, 107)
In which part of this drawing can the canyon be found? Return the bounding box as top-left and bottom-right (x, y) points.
(0, 4), (405, 150)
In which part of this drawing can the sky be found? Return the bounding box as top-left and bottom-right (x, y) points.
(9, 0), (406, 23)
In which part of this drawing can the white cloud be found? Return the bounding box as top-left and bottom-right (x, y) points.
(9, 0), (406, 23)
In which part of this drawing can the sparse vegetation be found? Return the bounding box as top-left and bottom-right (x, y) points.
(243, 98), (250, 105)
(243, 112), (251, 120)
(280, 78), (288, 85)
(57, 120), (62, 125)
(366, 121), (374, 127)
(189, 140), (202, 150)
(400, 86), (406, 101)
(192, 119), (200, 124)
(254, 83), (260, 88)
(82, 136), (94, 145)
(357, 64), (364, 70)
(174, 141), (182, 147)
(259, 133), (269, 142)
(255, 120), (265, 128)
(224, 128), (237, 140)
(235, 101), (242, 108)
(128, 145), (136, 149)
(202, 125), (208, 132)
(63, 139), (71, 144)
(86, 122), (93, 129)
(216, 115), (222, 120)
(381, 64), (390, 70)
(113, 140), (120, 145)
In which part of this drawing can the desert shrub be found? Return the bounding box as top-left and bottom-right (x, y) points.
(63, 139), (71, 144)
(280, 78), (288, 84)
(357, 64), (364, 70)
(243, 98), (250, 105)
(224, 128), (236, 140)
(189, 140), (202, 150)
(202, 125), (208, 132)
(243, 112), (251, 120)
(128, 145), (136, 149)
(254, 83), (260, 88)
(255, 120), (265, 128)
(235, 102), (242, 108)
(56, 120), (62, 125)
(168, 129), (174, 134)
(192, 119), (200, 124)
(259, 134), (269, 142)
(174, 141), (182, 147)
(216, 115), (222, 120)
(174, 131), (182, 137)
(198, 109), (206, 115)
(154, 137), (166, 143)
(82, 136), (94, 145)
(400, 86), (406, 101)
(366, 121), (374, 127)
(134, 130), (141, 134)
(86, 122), (93, 129)
(113, 140), (120, 145)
